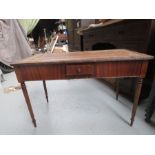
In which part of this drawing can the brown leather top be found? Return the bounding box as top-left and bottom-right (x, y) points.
(12, 49), (154, 66)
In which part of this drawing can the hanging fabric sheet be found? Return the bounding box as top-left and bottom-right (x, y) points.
(0, 19), (32, 66)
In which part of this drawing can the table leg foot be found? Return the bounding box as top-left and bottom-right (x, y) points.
(33, 120), (37, 127)
(130, 120), (133, 126)
(130, 78), (143, 126)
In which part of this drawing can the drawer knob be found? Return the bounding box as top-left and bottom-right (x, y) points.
(77, 67), (81, 73)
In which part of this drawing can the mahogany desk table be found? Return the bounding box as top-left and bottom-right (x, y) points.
(12, 49), (154, 127)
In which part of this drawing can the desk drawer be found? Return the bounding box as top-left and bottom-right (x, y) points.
(66, 64), (94, 76)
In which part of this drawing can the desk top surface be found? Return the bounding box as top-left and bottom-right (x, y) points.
(12, 49), (154, 66)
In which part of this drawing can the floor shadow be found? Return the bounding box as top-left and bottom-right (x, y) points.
(95, 79), (133, 111)
(102, 101), (130, 126)
(110, 107), (130, 125)
(118, 99), (132, 109)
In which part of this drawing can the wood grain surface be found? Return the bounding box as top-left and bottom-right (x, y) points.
(12, 49), (154, 66)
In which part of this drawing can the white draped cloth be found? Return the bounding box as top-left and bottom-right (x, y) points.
(0, 19), (32, 66)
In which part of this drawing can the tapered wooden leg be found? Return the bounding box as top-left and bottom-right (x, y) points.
(43, 80), (48, 103)
(116, 78), (120, 100)
(130, 78), (143, 126)
(21, 82), (37, 127)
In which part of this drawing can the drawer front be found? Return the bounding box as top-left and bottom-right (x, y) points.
(96, 61), (142, 78)
(14, 64), (66, 82)
(66, 64), (94, 77)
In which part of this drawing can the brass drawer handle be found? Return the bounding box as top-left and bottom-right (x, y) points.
(77, 67), (81, 73)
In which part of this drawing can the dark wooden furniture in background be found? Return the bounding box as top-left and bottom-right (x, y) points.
(12, 49), (153, 127)
(145, 79), (155, 122)
(67, 19), (152, 99)
(66, 20), (82, 51)
(145, 99), (155, 123)
(66, 20), (96, 51)
(81, 20), (151, 52)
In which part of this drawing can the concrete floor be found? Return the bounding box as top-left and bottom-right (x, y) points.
(0, 72), (155, 135)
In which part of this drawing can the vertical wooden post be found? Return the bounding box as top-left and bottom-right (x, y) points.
(21, 82), (37, 127)
(43, 80), (48, 103)
(130, 78), (143, 126)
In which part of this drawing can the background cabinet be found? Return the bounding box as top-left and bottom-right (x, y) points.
(67, 19), (153, 100)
